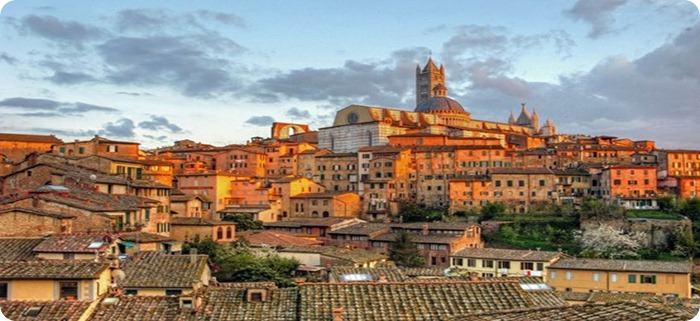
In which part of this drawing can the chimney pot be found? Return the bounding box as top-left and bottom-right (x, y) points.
(332, 307), (344, 321)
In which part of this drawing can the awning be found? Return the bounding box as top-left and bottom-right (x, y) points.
(121, 241), (135, 248)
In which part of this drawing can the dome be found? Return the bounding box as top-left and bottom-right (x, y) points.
(414, 96), (467, 113)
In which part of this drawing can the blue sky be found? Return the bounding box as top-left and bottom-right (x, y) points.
(0, 0), (698, 149)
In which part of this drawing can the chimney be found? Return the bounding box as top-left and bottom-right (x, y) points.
(421, 223), (429, 236)
(332, 307), (344, 321)
(469, 272), (480, 282)
(378, 274), (387, 283)
(190, 248), (198, 264)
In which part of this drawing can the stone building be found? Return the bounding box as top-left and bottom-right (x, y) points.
(0, 132), (63, 163)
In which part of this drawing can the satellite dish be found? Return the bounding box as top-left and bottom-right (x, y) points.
(89, 174), (97, 181)
(112, 269), (126, 282)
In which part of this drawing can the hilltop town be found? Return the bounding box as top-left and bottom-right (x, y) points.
(0, 59), (698, 320)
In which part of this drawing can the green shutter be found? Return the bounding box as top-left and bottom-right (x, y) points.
(628, 275), (636, 283)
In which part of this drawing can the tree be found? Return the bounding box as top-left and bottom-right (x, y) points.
(399, 201), (443, 223)
(222, 213), (263, 231)
(579, 199), (625, 221)
(575, 224), (647, 259)
(479, 201), (506, 222)
(389, 233), (425, 267)
(679, 198), (700, 221)
(657, 196), (676, 213)
(667, 228), (698, 258)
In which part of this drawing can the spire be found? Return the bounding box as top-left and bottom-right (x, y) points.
(515, 103), (532, 126)
(531, 109), (540, 132)
(508, 112), (516, 125)
(423, 57), (438, 72)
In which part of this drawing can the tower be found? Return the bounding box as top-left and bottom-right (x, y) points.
(416, 58), (446, 107)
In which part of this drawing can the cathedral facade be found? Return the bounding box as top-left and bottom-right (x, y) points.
(319, 59), (556, 153)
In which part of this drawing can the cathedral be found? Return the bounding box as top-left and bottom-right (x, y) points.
(318, 59), (556, 152)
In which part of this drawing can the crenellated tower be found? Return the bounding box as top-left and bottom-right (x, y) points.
(416, 58), (446, 107)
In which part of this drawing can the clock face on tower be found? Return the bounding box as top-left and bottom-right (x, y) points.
(346, 112), (359, 124)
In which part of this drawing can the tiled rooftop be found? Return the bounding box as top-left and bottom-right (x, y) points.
(195, 287), (298, 321)
(33, 233), (115, 253)
(549, 258), (692, 274)
(0, 300), (91, 321)
(0, 132), (63, 143)
(297, 281), (563, 321)
(451, 302), (689, 321)
(171, 217), (235, 226)
(118, 231), (175, 243)
(0, 207), (76, 219)
(0, 237), (43, 261)
(452, 248), (562, 261)
(278, 246), (386, 264)
(0, 260), (108, 279)
(328, 223), (390, 236)
(120, 251), (208, 288)
(237, 230), (322, 247)
(88, 296), (194, 321)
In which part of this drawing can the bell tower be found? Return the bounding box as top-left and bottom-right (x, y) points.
(415, 57), (446, 107)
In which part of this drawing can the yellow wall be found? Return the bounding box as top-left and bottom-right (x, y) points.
(547, 268), (691, 298)
(8, 280), (56, 300)
(450, 257), (554, 280)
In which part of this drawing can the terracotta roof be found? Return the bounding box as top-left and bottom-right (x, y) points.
(33, 233), (116, 253)
(237, 230), (322, 247)
(370, 233), (460, 245)
(0, 132), (63, 144)
(118, 231), (175, 243)
(0, 300), (91, 321)
(263, 217), (358, 228)
(217, 206), (270, 214)
(451, 302), (689, 321)
(0, 187), (159, 213)
(452, 248), (562, 262)
(297, 281), (564, 321)
(278, 246), (386, 264)
(120, 251), (208, 288)
(0, 260), (108, 279)
(0, 238), (44, 261)
(328, 223), (390, 236)
(329, 266), (406, 282)
(315, 152), (357, 158)
(196, 286), (298, 321)
(392, 221), (476, 231)
(88, 296), (194, 321)
(171, 217), (235, 226)
(549, 258), (692, 274)
(0, 207), (76, 219)
(290, 192), (356, 199)
(358, 146), (408, 153)
(490, 168), (554, 175)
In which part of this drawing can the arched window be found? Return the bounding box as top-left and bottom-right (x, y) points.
(216, 227), (223, 239)
(226, 227), (232, 239)
(312, 211), (319, 217)
(367, 131), (373, 147)
(322, 211), (330, 218)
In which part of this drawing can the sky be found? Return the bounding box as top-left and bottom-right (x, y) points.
(0, 0), (699, 149)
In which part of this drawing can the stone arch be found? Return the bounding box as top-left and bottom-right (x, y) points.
(271, 122), (310, 140)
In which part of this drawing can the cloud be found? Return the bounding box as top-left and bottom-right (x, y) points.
(99, 118), (135, 138)
(285, 107), (312, 119)
(138, 115), (184, 133)
(245, 116), (275, 126)
(114, 9), (171, 31)
(564, 0), (628, 38)
(143, 134), (169, 142)
(96, 36), (245, 97)
(255, 47), (427, 107)
(115, 91), (153, 97)
(0, 52), (17, 65)
(0, 97), (119, 115)
(196, 10), (245, 27)
(19, 14), (102, 44)
(46, 71), (96, 85)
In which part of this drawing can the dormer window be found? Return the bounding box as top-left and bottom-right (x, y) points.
(246, 289), (267, 302)
(180, 297), (194, 309)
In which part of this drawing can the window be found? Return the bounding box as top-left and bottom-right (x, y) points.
(0, 282), (7, 300)
(539, 180), (545, 187)
(611, 274), (618, 283)
(518, 180), (525, 187)
(549, 271), (556, 280)
(640, 275), (656, 284)
(78, 147), (85, 154)
(216, 227), (223, 239)
(628, 275), (636, 283)
(23, 306), (43, 317)
(497, 261), (510, 269)
(536, 263), (543, 271)
(453, 258), (463, 266)
(467, 259), (476, 267)
(226, 227), (233, 239)
(108, 145), (118, 153)
(63, 253), (75, 260)
(166, 289), (183, 296)
(565, 271), (572, 280)
(507, 180), (513, 187)
(59, 281), (79, 300)
(520, 262), (534, 270)
(482, 260), (494, 268)
(593, 273), (600, 282)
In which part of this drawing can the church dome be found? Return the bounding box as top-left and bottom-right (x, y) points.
(414, 96), (467, 113)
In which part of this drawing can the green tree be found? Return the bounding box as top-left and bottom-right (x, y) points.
(479, 201), (506, 222)
(222, 213), (264, 231)
(579, 199), (625, 221)
(680, 198), (700, 221)
(389, 233), (425, 267)
(657, 196), (676, 213)
(399, 201), (443, 223)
